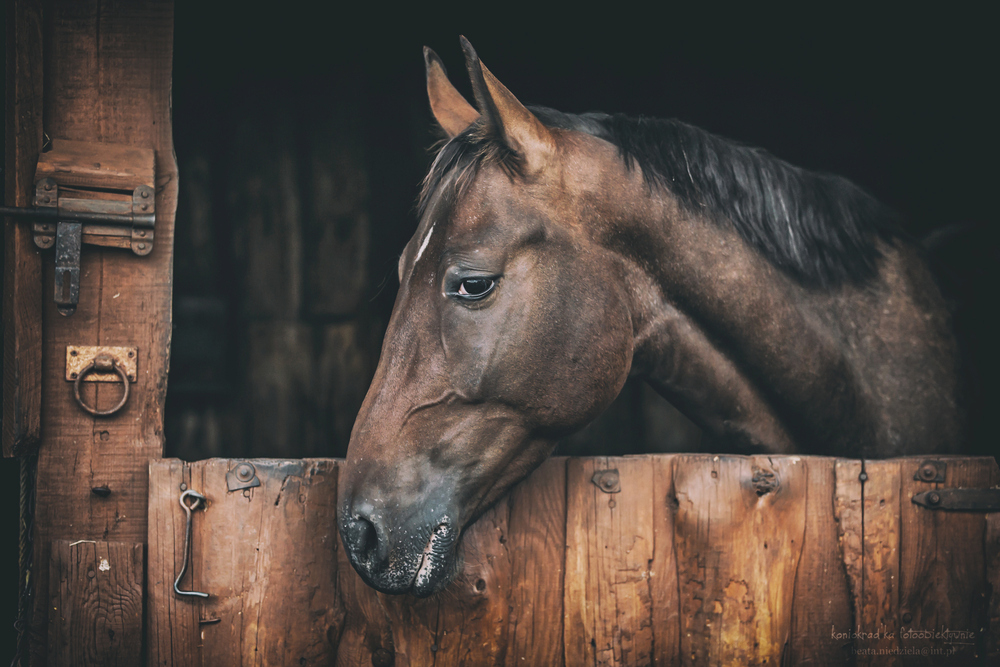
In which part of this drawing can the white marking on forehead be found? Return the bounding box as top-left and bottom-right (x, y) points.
(412, 221), (436, 266)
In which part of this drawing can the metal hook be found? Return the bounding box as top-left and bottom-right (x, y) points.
(174, 489), (209, 598)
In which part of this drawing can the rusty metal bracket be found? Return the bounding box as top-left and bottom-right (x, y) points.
(65, 346), (137, 383)
(912, 488), (1000, 511)
(592, 469), (621, 494)
(913, 460), (947, 483)
(226, 462), (261, 492)
(0, 176), (156, 315)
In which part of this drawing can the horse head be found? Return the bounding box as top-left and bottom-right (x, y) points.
(337, 38), (637, 595)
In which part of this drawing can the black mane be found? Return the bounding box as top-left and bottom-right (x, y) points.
(419, 106), (900, 287)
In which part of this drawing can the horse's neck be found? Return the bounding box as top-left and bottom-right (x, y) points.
(615, 196), (960, 456)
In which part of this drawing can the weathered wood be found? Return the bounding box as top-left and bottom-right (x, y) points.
(147, 458), (343, 666)
(788, 457), (854, 665)
(673, 455), (806, 666)
(898, 456), (999, 665)
(860, 460), (901, 665)
(146, 455), (1000, 665)
(48, 539), (144, 666)
(649, 454), (680, 666)
(35, 139), (155, 190)
(565, 456), (655, 666)
(31, 1), (178, 662)
(3, 0), (44, 457)
(505, 456), (567, 666)
(146, 459), (199, 667)
(987, 510), (1000, 662)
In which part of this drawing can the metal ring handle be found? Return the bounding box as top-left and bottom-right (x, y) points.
(73, 354), (130, 416)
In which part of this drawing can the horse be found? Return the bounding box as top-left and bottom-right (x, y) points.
(338, 37), (965, 597)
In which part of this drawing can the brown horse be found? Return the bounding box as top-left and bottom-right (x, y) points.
(338, 38), (964, 596)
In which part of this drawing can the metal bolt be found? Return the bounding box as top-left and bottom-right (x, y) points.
(44, 183), (53, 191)
(902, 612), (913, 624)
(141, 190), (149, 198)
(919, 464), (937, 481)
(141, 204), (148, 211)
(928, 492), (941, 505)
(91, 485), (111, 497)
(235, 463), (254, 482)
(43, 196), (50, 203)
(180, 483), (188, 491)
(858, 472), (868, 482)
(138, 230), (146, 237)
(138, 243), (146, 250)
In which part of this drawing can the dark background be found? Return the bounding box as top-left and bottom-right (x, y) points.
(2, 3), (995, 658)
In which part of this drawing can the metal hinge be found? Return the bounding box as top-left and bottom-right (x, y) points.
(911, 488), (1000, 512)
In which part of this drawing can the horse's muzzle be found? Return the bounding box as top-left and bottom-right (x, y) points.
(339, 503), (459, 597)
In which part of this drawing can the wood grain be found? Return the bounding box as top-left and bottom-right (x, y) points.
(898, 456), (999, 665)
(859, 460), (901, 665)
(35, 138), (155, 190)
(3, 0), (44, 457)
(649, 454), (680, 666)
(787, 457), (854, 665)
(565, 456), (655, 666)
(505, 457), (567, 666)
(31, 2), (178, 663)
(673, 455), (806, 666)
(147, 458), (343, 666)
(48, 539), (144, 666)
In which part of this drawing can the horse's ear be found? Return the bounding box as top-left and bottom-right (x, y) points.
(425, 46), (479, 138)
(460, 36), (554, 171)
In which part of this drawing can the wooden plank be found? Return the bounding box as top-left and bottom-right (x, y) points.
(787, 457), (854, 665)
(898, 456), (999, 665)
(35, 138), (155, 190)
(146, 459), (199, 667)
(31, 2), (178, 662)
(564, 456), (655, 666)
(3, 0), (44, 457)
(505, 457), (567, 666)
(833, 457), (864, 650)
(649, 454), (680, 666)
(48, 539), (144, 666)
(147, 458), (344, 666)
(673, 454), (806, 666)
(859, 460), (901, 665)
(987, 509), (1000, 663)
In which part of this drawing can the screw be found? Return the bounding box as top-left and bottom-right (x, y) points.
(859, 472), (868, 482)
(44, 183), (53, 191)
(180, 483), (188, 491)
(128, 351), (134, 357)
(138, 230), (146, 237)
(43, 196), (50, 203)
(70, 350), (78, 356)
(236, 463), (254, 482)
(141, 190), (149, 198)
(138, 243), (146, 250)
(70, 372), (78, 379)
(919, 464), (937, 480)
(928, 492), (941, 505)
(141, 204), (148, 211)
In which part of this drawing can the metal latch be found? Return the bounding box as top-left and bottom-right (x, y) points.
(911, 488), (1000, 512)
(0, 140), (156, 316)
(65, 346), (137, 417)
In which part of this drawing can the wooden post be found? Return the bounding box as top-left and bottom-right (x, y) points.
(3, 0), (44, 457)
(28, 1), (177, 663)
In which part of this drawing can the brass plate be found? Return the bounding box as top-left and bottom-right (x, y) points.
(65, 346), (137, 383)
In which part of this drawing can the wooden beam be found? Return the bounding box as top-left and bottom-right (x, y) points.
(30, 1), (177, 663)
(3, 0), (44, 457)
(48, 540), (144, 666)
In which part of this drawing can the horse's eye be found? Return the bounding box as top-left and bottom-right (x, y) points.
(457, 277), (496, 299)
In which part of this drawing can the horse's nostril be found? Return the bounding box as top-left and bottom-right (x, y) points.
(345, 515), (379, 560)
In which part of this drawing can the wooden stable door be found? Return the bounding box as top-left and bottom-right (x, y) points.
(147, 454), (1000, 666)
